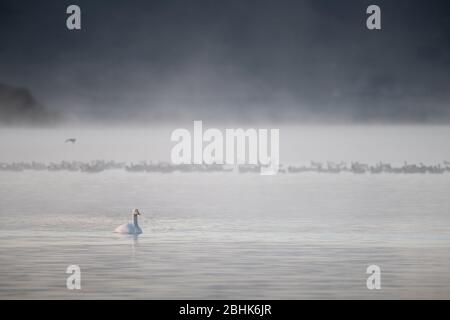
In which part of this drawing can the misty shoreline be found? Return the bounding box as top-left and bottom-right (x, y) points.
(1, 160), (450, 174)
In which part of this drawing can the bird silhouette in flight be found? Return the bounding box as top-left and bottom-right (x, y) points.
(65, 138), (76, 144)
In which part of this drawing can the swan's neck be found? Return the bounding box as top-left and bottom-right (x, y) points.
(132, 215), (139, 227)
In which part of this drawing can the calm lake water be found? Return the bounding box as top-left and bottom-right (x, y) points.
(1, 126), (450, 299)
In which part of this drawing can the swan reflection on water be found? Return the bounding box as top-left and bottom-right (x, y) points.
(115, 232), (141, 260)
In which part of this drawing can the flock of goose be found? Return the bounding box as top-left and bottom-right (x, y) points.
(1, 160), (450, 174)
(286, 161), (450, 174)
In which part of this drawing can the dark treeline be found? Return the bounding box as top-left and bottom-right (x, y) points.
(0, 83), (60, 125)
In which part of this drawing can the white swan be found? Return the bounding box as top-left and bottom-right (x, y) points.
(114, 209), (143, 234)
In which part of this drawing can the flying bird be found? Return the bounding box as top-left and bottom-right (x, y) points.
(65, 138), (76, 144)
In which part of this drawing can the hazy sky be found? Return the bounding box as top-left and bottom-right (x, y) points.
(1, 0), (450, 123)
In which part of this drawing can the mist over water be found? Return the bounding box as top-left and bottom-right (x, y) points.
(1, 0), (450, 300)
(1, 125), (450, 299)
(1, 125), (450, 164)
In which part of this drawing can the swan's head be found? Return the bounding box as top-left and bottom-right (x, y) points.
(132, 209), (141, 216)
